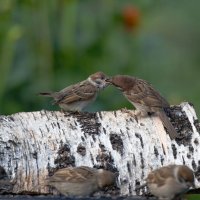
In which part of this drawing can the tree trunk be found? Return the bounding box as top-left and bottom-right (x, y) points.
(0, 102), (199, 195)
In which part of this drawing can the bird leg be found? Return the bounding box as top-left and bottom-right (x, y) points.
(134, 110), (151, 122)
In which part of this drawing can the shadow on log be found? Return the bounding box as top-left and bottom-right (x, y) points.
(0, 102), (199, 198)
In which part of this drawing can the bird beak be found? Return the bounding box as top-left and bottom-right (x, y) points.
(105, 78), (112, 83)
(105, 78), (123, 90)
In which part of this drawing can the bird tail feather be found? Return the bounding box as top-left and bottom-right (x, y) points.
(158, 111), (177, 140)
(38, 92), (52, 97)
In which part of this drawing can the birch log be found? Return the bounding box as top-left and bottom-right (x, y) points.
(0, 102), (199, 196)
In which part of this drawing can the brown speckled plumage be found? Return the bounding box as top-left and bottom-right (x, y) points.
(45, 166), (116, 197)
(107, 75), (178, 139)
(39, 72), (109, 111)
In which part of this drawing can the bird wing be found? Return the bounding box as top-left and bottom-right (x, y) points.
(124, 79), (169, 108)
(48, 166), (95, 183)
(147, 165), (176, 187)
(53, 81), (97, 105)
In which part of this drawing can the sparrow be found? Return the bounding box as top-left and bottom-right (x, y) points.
(106, 75), (178, 139)
(137, 165), (195, 200)
(45, 166), (116, 197)
(39, 72), (109, 112)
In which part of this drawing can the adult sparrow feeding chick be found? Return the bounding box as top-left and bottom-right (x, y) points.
(39, 72), (109, 112)
(143, 165), (195, 200)
(106, 75), (178, 139)
(45, 166), (116, 197)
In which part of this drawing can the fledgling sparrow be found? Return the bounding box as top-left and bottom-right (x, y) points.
(45, 166), (116, 197)
(138, 165), (195, 200)
(106, 75), (178, 139)
(39, 72), (109, 112)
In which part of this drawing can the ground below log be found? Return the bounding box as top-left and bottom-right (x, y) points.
(0, 195), (156, 200)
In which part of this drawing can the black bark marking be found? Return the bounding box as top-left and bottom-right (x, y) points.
(192, 160), (197, 171)
(103, 127), (106, 134)
(129, 118), (134, 122)
(39, 128), (43, 134)
(96, 151), (115, 170)
(92, 135), (96, 142)
(32, 151), (40, 185)
(76, 144), (86, 156)
(195, 164), (200, 182)
(32, 113), (37, 121)
(7, 140), (18, 147)
(8, 116), (15, 122)
(74, 112), (101, 135)
(187, 153), (191, 159)
(128, 183), (132, 195)
(135, 133), (144, 148)
(57, 122), (60, 129)
(99, 144), (106, 152)
(140, 152), (144, 177)
(133, 154), (136, 167)
(154, 146), (159, 158)
(161, 144), (166, 155)
(194, 138), (199, 145)
(45, 124), (49, 132)
(182, 156), (185, 165)
(120, 177), (128, 185)
(171, 144), (177, 159)
(127, 161), (131, 176)
(54, 113), (58, 121)
(194, 119), (200, 134)
(0, 166), (8, 179)
(165, 106), (193, 145)
(189, 145), (194, 153)
(98, 111), (102, 120)
(135, 179), (142, 195)
(44, 110), (50, 121)
(74, 120), (78, 126)
(32, 151), (37, 159)
(51, 123), (54, 129)
(109, 134), (123, 155)
(0, 166), (13, 193)
(90, 153), (94, 165)
(160, 156), (164, 165)
(54, 142), (75, 169)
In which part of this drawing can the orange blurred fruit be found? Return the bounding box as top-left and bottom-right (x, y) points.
(122, 5), (140, 31)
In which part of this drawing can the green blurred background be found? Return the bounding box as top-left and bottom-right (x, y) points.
(0, 0), (200, 116)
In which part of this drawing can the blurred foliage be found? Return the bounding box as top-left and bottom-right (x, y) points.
(186, 194), (200, 200)
(0, 0), (200, 116)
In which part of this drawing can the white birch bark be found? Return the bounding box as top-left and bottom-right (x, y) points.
(0, 102), (199, 195)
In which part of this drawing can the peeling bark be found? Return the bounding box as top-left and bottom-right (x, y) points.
(0, 102), (199, 196)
